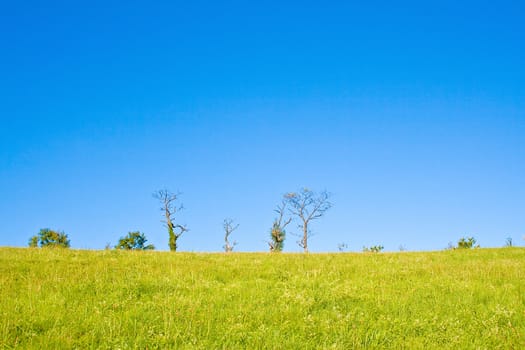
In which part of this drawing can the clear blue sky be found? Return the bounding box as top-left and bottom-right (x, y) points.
(1, 1), (524, 252)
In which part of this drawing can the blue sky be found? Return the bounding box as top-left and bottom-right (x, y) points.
(1, 1), (524, 252)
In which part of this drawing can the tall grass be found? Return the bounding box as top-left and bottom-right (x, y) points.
(1, 247), (524, 349)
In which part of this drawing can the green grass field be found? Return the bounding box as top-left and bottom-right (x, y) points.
(1, 247), (524, 349)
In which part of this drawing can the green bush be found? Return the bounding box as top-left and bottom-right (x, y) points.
(115, 231), (155, 250)
(269, 221), (286, 252)
(28, 228), (70, 248)
(455, 237), (479, 249)
(363, 245), (384, 253)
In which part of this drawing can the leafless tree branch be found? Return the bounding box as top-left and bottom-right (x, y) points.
(223, 218), (239, 253)
(285, 188), (332, 252)
(153, 189), (188, 251)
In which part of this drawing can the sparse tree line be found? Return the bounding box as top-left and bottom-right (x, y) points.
(27, 188), (331, 252)
(27, 188), (522, 252)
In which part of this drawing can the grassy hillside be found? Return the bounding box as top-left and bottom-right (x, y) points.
(1, 248), (524, 349)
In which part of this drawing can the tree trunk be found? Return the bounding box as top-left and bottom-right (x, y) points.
(168, 221), (177, 251)
(303, 221), (308, 253)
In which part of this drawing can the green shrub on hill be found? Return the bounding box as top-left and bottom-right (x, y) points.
(455, 237), (479, 249)
(363, 245), (384, 253)
(28, 228), (70, 248)
(115, 231), (155, 250)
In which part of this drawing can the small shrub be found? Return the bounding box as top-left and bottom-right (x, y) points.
(28, 228), (70, 248)
(28, 235), (38, 248)
(115, 231), (155, 250)
(269, 221), (287, 252)
(268, 200), (291, 252)
(454, 236), (479, 249)
(363, 245), (384, 253)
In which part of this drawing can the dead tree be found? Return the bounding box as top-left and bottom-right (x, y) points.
(223, 218), (239, 253)
(153, 189), (188, 251)
(285, 188), (332, 253)
(268, 200), (292, 252)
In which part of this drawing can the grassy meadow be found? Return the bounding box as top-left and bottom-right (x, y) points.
(1, 247), (524, 349)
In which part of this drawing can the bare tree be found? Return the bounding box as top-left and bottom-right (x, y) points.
(153, 189), (188, 251)
(223, 218), (239, 253)
(268, 200), (292, 252)
(285, 188), (332, 253)
(337, 242), (348, 252)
